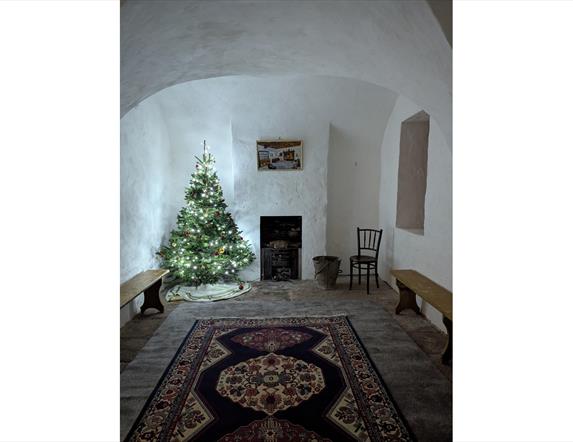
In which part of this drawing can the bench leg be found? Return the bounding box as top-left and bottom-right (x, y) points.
(442, 317), (452, 365)
(141, 279), (164, 314)
(395, 280), (421, 315)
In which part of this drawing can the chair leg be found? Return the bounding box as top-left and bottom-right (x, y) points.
(349, 260), (353, 290)
(366, 265), (370, 294)
(358, 264), (361, 285)
(375, 263), (380, 288)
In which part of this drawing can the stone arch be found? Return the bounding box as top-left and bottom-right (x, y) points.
(121, 0), (451, 147)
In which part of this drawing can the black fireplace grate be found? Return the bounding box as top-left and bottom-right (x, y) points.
(260, 216), (301, 280)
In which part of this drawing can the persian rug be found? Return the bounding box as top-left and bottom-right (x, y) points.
(124, 316), (414, 441)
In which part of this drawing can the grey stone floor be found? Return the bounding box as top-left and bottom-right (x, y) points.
(120, 278), (452, 441)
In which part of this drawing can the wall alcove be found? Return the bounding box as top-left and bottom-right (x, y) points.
(396, 111), (430, 235)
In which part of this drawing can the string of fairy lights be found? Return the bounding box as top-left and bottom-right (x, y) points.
(159, 141), (255, 285)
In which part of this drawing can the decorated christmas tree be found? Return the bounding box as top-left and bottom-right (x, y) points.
(159, 142), (255, 286)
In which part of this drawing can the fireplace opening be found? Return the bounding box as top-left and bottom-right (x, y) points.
(260, 216), (302, 281)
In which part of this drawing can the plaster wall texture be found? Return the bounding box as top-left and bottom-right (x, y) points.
(152, 76), (397, 281)
(232, 124), (329, 281)
(121, 0), (452, 147)
(120, 98), (172, 326)
(120, 76), (397, 318)
(326, 107), (394, 274)
(379, 96), (452, 331)
(151, 82), (236, 216)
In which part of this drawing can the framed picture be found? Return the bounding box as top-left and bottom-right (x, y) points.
(257, 140), (303, 171)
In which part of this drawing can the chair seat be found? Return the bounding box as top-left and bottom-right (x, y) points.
(350, 255), (376, 263)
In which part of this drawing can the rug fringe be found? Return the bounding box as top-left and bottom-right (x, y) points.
(191, 313), (349, 320)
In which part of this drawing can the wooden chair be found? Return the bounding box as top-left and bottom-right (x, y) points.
(349, 228), (383, 295)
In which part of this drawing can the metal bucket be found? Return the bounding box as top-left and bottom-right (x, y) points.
(313, 256), (341, 290)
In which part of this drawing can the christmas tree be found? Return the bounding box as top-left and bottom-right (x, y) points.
(159, 142), (255, 286)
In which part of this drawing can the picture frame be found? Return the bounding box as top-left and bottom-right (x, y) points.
(257, 140), (303, 171)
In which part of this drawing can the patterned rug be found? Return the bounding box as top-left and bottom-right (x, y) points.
(124, 316), (414, 441)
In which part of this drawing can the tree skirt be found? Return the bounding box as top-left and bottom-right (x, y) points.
(124, 316), (414, 441)
(165, 282), (252, 302)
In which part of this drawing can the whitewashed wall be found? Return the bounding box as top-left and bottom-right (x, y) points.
(120, 76), (397, 323)
(120, 97), (172, 326)
(379, 96), (452, 331)
(152, 82), (236, 215)
(326, 87), (396, 273)
(154, 76), (397, 280)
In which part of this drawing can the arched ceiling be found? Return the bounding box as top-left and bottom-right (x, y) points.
(121, 0), (451, 146)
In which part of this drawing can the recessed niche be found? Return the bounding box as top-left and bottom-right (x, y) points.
(396, 111), (429, 234)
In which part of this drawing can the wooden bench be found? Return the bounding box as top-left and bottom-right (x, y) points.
(390, 269), (452, 365)
(120, 269), (169, 315)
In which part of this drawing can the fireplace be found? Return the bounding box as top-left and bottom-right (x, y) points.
(260, 216), (302, 280)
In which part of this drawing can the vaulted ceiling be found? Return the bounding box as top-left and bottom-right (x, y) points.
(121, 0), (451, 146)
